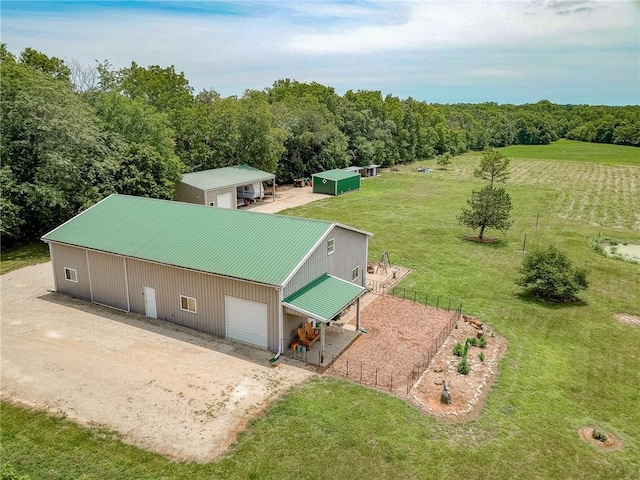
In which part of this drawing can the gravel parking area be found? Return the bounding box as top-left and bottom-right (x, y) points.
(245, 184), (326, 214)
(1, 263), (314, 462)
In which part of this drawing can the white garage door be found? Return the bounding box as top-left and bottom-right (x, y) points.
(225, 296), (268, 348)
(217, 192), (232, 209)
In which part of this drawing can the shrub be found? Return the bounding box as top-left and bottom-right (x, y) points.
(453, 341), (464, 356)
(516, 245), (589, 301)
(463, 339), (471, 357)
(1, 463), (29, 480)
(436, 153), (452, 168)
(592, 427), (608, 443)
(479, 352), (485, 362)
(457, 358), (471, 375)
(468, 337), (479, 347)
(479, 337), (487, 348)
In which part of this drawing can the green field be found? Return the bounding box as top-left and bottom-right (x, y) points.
(2, 141), (640, 479)
(500, 139), (640, 165)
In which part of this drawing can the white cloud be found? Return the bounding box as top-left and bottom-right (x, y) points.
(1, 0), (637, 104)
(286, 1), (638, 55)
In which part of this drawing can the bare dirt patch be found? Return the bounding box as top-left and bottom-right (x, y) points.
(614, 313), (640, 327)
(579, 427), (623, 451)
(1, 263), (315, 463)
(603, 244), (640, 263)
(245, 184), (326, 214)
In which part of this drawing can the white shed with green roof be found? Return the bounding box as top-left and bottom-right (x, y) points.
(312, 169), (361, 196)
(175, 164), (275, 209)
(42, 194), (370, 356)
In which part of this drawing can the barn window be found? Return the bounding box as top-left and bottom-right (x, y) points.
(352, 266), (360, 281)
(64, 267), (78, 283)
(180, 295), (197, 313)
(327, 238), (335, 255)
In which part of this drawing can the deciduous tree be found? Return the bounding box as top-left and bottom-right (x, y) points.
(0, 59), (118, 246)
(516, 245), (589, 301)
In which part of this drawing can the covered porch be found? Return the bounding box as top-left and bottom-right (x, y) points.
(282, 274), (366, 367)
(291, 325), (360, 367)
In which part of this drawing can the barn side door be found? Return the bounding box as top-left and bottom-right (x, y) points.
(144, 286), (157, 319)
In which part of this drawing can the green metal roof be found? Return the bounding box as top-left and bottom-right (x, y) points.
(181, 164), (274, 191)
(312, 169), (360, 182)
(42, 194), (334, 286)
(282, 274), (366, 322)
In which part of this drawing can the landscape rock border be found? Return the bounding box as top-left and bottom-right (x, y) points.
(410, 319), (508, 422)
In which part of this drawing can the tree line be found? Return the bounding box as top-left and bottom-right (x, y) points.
(1, 45), (639, 248)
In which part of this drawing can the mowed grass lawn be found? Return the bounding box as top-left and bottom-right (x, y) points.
(2, 141), (639, 479)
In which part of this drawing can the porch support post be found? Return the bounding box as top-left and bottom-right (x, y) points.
(320, 321), (326, 364)
(356, 296), (361, 331)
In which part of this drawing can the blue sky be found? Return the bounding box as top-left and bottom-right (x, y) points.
(2, 0), (638, 105)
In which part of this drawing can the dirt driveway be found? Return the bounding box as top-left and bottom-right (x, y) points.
(1, 263), (314, 462)
(245, 184), (326, 214)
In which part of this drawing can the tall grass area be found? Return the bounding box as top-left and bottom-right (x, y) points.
(2, 141), (639, 479)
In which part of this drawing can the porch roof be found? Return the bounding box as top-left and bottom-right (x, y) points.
(282, 274), (365, 323)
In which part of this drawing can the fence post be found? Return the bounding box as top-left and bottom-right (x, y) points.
(436, 296), (440, 309)
(407, 375), (411, 395)
(413, 291), (417, 304)
(403, 288), (406, 301)
(375, 368), (378, 386)
(346, 358), (349, 377)
(390, 372), (393, 392)
(425, 293), (428, 305)
(360, 364), (363, 382)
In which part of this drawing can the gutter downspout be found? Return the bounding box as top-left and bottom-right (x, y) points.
(270, 286), (284, 362)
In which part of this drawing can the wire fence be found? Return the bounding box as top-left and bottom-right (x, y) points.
(282, 282), (465, 396)
(368, 280), (461, 312)
(329, 301), (462, 396)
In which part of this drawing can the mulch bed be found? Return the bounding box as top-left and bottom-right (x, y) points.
(330, 295), (456, 394)
(579, 427), (623, 451)
(329, 294), (509, 421)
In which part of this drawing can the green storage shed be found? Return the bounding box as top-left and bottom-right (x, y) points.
(312, 169), (361, 196)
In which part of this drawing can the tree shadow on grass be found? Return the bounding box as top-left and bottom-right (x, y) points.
(515, 290), (588, 309)
(459, 234), (510, 249)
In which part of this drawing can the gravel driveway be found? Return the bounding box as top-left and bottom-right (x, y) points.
(1, 263), (314, 462)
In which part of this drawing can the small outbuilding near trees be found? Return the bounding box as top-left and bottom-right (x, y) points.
(174, 164), (275, 209)
(312, 169), (361, 196)
(41, 194), (371, 354)
(343, 165), (381, 178)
